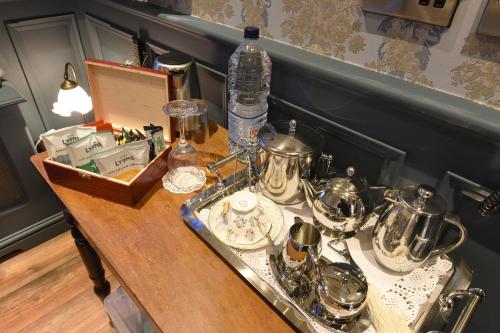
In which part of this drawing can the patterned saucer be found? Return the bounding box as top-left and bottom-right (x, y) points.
(163, 167), (206, 194)
(209, 192), (284, 250)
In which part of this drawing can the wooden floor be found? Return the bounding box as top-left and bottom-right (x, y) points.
(0, 232), (118, 333)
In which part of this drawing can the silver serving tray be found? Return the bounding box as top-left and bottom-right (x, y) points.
(181, 172), (473, 332)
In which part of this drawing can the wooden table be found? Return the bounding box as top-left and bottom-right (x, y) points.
(31, 126), (293, 333)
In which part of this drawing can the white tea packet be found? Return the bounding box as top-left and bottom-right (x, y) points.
(144, 126), (166, 157)
(94, 140), (149, 182)
(66, 131), (116, 172)
(40, 125), (96, 165)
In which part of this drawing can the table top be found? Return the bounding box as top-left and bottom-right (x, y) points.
(31, 125), (293, 333)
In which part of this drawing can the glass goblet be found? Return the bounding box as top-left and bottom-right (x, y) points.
(163, 100), (200, 170)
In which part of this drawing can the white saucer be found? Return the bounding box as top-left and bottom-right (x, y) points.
(208, 192), (284, 250)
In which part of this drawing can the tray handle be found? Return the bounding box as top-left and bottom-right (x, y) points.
(436, 288), (485, 333)
(207, 147), (249, 191)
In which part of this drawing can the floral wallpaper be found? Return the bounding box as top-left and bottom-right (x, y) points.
(281, 0), (364, 59)
(364, 18), (444, 87)
(189, 0), (499, 110)
(237, 0), (272, 37)
(451, 34), (500, 108)
(188, 0), (234, 22)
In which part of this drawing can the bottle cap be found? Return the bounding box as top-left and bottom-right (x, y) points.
(243, 26), (259, 39)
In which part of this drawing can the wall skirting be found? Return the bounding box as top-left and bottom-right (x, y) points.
(0, 211), (67, 259)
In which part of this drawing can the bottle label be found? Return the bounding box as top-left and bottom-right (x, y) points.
(228, 110), (267, 146)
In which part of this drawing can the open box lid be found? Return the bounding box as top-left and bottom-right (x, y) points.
(85, 58), (174, 142)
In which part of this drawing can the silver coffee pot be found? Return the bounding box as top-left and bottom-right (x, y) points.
(372, 184), (467, 272)
(301, 167), (386, 239)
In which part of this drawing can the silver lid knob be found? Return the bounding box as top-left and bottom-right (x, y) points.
(288, 119), (297, 136)
(346, 166), (355, 177)
(417, 184), (435, 199)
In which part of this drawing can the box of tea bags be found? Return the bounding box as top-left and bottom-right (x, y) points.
(42, 59), (173, 206)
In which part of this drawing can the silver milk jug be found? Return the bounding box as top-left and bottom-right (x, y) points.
(372, 184), (467, 272)
(279, 218), (322, 282)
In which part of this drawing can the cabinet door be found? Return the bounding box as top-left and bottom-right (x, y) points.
(85, 15), (139, 65)
(7, 14), (88, 130)
(0, 101), (64, 258)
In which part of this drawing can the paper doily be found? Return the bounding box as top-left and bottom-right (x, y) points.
(380, 256), (453, 324)
(163, 167), (206, 193)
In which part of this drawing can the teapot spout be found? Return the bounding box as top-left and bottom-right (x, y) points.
(301, 177), (321, 208)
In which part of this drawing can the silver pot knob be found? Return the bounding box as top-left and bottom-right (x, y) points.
(288, 119), (297, 136)
(346, 166), (355, 177)
(418, 184), (435, 199)
(416, 184), (437, 209)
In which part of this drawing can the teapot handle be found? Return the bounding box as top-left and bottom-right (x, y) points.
(431, 214), (468, 257)
(371, 188), (398, 215)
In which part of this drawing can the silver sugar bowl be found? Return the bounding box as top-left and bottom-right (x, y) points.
(315, 261), (367, 323)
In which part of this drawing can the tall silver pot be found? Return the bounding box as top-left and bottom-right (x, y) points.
(257, 119), (324, 205)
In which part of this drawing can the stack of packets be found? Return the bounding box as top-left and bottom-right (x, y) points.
(40, 120), (167, 182)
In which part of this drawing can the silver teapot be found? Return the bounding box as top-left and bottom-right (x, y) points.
(302, 166), (385, 239)
(372, 184), (467, 272)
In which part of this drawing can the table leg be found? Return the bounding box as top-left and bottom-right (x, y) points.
(64, 209), (111, 298)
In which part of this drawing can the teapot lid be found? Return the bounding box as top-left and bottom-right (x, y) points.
(257, 119), (323, 157)
(330, 166), (369, 193)
(399, 184), (447, 216)
(319, 262), (367, 306)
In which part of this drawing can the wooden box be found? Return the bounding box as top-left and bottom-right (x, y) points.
(43, 59), (173, 206)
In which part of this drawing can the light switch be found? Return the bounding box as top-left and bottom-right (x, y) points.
(477, 0), (500, 38)
(361, 0), (459, 27)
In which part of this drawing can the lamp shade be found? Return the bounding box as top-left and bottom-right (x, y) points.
(52, 85), (92, 117)
(52, 62), (93, 118)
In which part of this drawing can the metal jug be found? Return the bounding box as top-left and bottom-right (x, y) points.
(372, 184), (467, 272)
(154, 50), (203, 136)
(154, 50), (193, 100)
(279, 217), (322, 283)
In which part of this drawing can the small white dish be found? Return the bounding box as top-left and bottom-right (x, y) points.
(209, 190), (284, 250)
(230, 190), (258, 214)
(163, 166), (206, 194)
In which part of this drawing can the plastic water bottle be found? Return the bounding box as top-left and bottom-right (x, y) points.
(228, 26), (271, 155)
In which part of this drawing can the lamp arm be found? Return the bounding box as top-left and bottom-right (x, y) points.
(64, 62), (78, 85)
